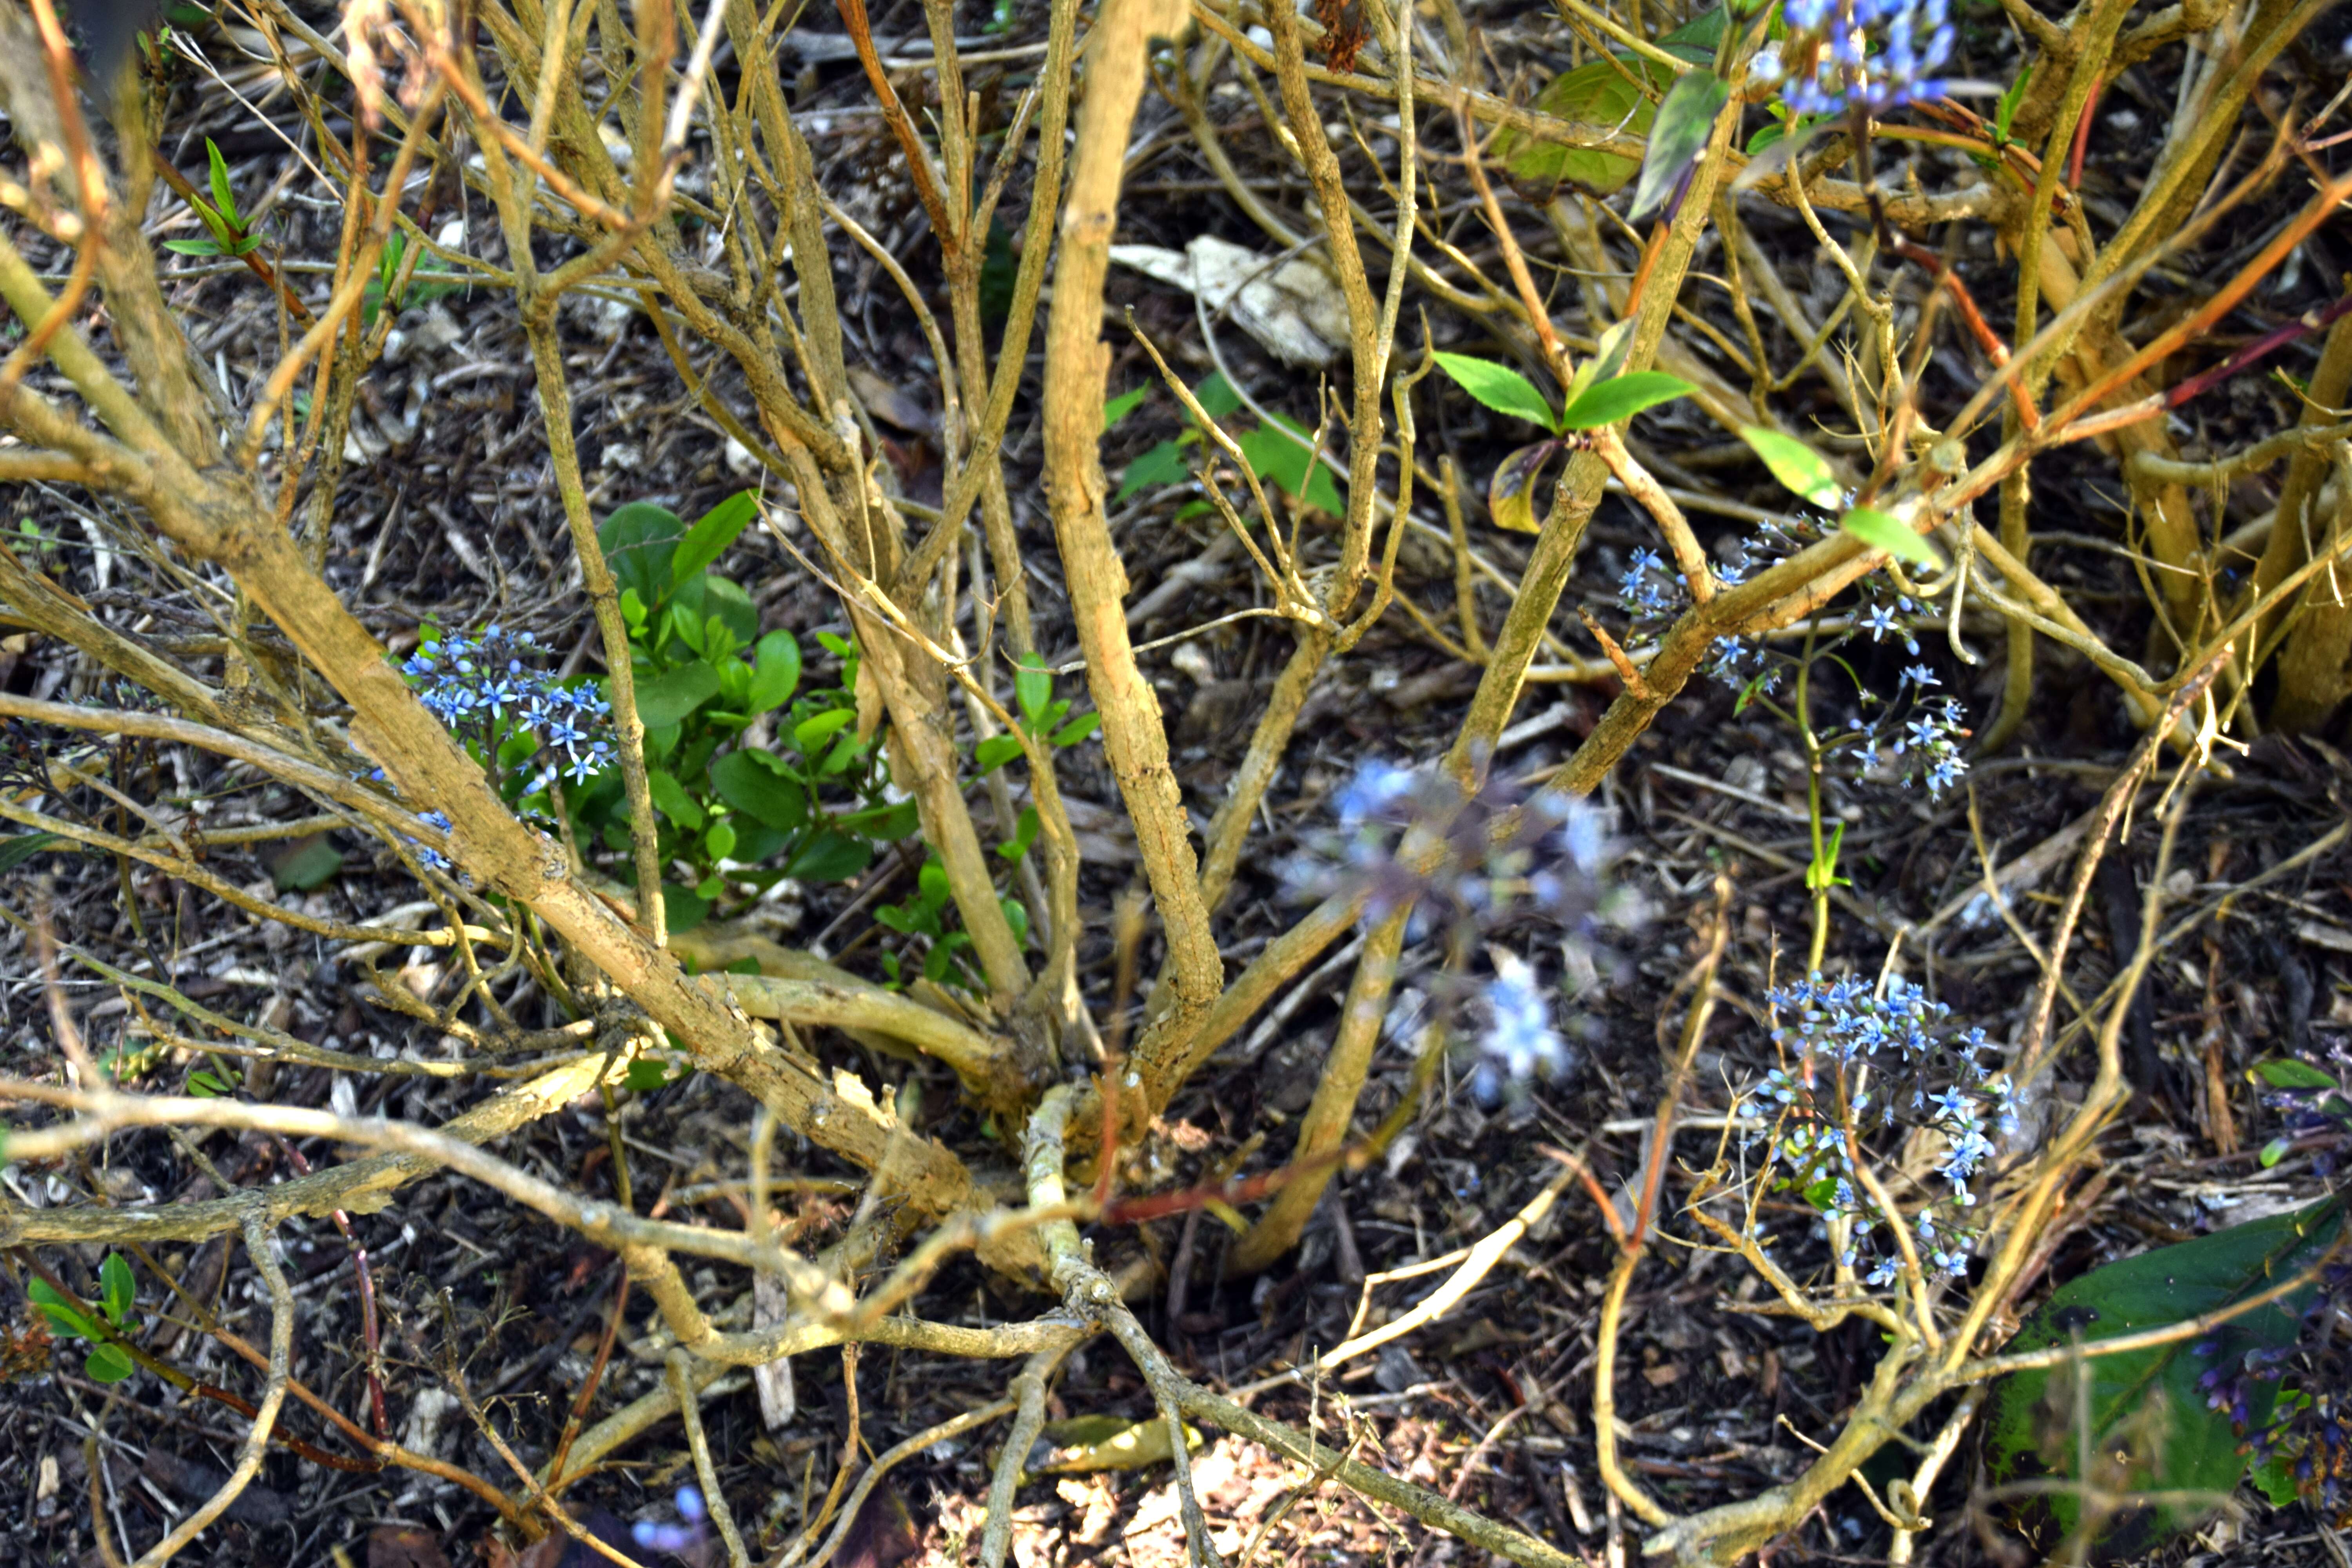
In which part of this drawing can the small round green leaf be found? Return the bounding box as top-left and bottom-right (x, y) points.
(85, 1344), (136, 1383)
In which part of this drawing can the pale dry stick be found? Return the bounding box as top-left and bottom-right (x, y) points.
(128, 1214), (292, 1567)
(1232, 1160), (1580, 1402)
(1185, 0), (1646, 167)
(1592, 881), (1728, 1528)
(785, 1400), (1014, 1568)
(978, 1346), (1068, 1568)
(1886, 1387), (1982, 1566)
(665, 1352), (753, 1568)
(1041, 0), (1225, 1103)
(1227, 904), (1405, 1272)
(0, 693), (455, 856)
(0, 0), (110, 408)
(0, 1082), (848, 1294)
(0, 799), (461, 948)
(1591, 427), (1713, 603)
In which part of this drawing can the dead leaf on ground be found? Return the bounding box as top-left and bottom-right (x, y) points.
(368, 1524), (453, 1568)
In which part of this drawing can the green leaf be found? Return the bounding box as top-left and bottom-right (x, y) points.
(1432, 352), (1557, 431)
(792, 708), (855, 753)
(1984, 1198), (2345, 1557)
(1994, 63), (2033, 141)
(85, 1344), (136, 1383)
(671, 573), (758, 651)
(1051, 711), (1100, 748)
(786, 830), (872, 883)
(998, 804), (1040, 862)
(100, 1254), (134, 1325)
(661, 880), (711, 933)
(1102, 386), (1149, 432)
(705, 820), (738, 862)
(646, 768), (705, 831)
(2253, 1059), (2337, 1090)
(669, 491), (758, 589)
(1488, 441), (1563, 534)
(1015, 656), (1053, 729)
(710, 751), (805, 830)
(976, 734), (1026, 774)
(633, 662), (722, 729)
(187, 1070), (233, 1098)
(205, 139), (238, 226)
(1239, 417), (1345, 515)
(598, 503), (686, 612)
(1557, 370), (1696, 431)
(1628, 68), (1730, 223)
(625, 1056), (671, 1093)
(1840, 507), (1944, 569)
(27, 1281), (101, 1342)
(1192, 372), (1244, 420)
(2260, 1135), (2293, 1168)
(1116, 439), (1192, 501)
(1560, 319), (1636, 412)
(1491, 7), (1725, 196)
(1738, 426), (1844, 508)
(1746, 120), (1787, 154)
(162, 237), (227, 256)
(269, 835), (343, 891)
(0, 832), (62, 874)
(747, 631), (802, 713)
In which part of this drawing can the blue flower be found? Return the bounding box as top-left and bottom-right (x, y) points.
(1479, 951), (1571, 1082)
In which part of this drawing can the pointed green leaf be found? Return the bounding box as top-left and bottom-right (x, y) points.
(1015, 656), (1053, 728)
(0, 833), (62, 874)
(669, 491), (758, 589)
(1051, 711), (1100, 748)
(1628, 68), (1730, 223)
(1192, 372), (1244, 420)
(1238, 418), (1345, 515)
(1738, 426), (1844, 508)
(205, 139), (237, 225)
(1561, 319), (1636, 412)
(2252, 1059), (2336, 1090)
(1840, 507), (1944, 569)
(1558, 370), (1696, 430)
(1102, 386), (1149, 431)
(1433, 352), (1558, 431)
(1117, 438), (1192, 501)
(27, 1280), (102, 1341)
(100, 1254), (134, 1323)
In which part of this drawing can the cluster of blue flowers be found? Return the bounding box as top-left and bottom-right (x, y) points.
(1740, 971), (2013, 1287)
(1753, 0), (1955, 117)
(632, 1485), (709, 1554)
(1285, 760), (1638, 1098)
(399, 624), (616, 795)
